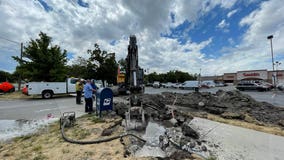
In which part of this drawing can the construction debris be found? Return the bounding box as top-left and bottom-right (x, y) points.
(112, 89), (284, 158)
(122, 90), (284, 127)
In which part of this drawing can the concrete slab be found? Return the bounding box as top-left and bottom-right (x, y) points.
(190, 117), (284, 160)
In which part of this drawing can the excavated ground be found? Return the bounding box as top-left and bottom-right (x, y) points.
(114, 90), (284, 130)
(140, 90), (284, 128)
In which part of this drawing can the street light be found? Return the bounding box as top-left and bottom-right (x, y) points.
(267, 35), (275, 86)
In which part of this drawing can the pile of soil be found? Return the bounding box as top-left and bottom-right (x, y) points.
(135, 90), (284, 127)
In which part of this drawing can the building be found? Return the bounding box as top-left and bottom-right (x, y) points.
(201, 69), (284, 85)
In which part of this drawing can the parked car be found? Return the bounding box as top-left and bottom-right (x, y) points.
(277, 83), (284, 91)
(145, 82), (153, 87)
(153, 81), (160, 88)
(172, 83), (182, 89)
(180, 81), (200, 91)
(260, 82), (273, 89)
(160, 83), (166, 88)
(0, 82), (15, 93)
(201, 81), (216, 88)
(236, 82), (270, 91)
(215, 82), (226, 87)
(164, 82), (174, 88)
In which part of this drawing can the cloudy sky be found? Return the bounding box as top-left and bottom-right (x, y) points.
(0, 0), (284, 76)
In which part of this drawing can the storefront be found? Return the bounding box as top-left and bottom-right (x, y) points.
(223, 73), (236, 84)
(237, 70), (268, 83)
(201, 69), (284, 85)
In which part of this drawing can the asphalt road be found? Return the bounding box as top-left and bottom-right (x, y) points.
(0, 96), (86, 120)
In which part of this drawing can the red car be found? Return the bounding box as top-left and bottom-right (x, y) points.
(0, 82), (15, 93)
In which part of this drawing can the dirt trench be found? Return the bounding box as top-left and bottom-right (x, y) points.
(138, 90), (284, 127)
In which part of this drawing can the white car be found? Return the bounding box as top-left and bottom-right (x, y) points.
(153, 81), (160, 88)
(201, 81), (216, 88)
(172, 83), (182, 89)
(164, 82), (174, 88)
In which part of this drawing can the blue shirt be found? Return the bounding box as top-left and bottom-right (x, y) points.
(91, 83), (97, 90)
(84, 83), (93, 98)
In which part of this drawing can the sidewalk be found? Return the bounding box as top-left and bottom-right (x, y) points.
(190, 117), (284, 160)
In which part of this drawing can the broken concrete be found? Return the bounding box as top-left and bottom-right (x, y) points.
(112, 89), (284, 159)
(130, 90), (284, 127)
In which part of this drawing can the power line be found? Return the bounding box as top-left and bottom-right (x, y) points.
(0, 35), (20, 45)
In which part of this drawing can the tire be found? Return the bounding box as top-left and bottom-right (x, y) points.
(9, 87), (15, 93)
(237, 88), (244, 91)
(42, 90), (53, 99)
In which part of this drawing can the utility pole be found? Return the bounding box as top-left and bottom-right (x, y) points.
(267, 35), (275, 86)
(17, 43), (23, 91)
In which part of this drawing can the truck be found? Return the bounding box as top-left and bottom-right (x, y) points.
(22, 78), (80, 99)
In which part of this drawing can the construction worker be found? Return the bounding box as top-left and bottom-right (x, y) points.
(75, 79), (83, 104)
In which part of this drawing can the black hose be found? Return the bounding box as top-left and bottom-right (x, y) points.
(61, 121), (146, 145)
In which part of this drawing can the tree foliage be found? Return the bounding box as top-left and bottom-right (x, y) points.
(66, 56), (89, 78)
(0, 70), (16, 82)
(87, 44), (118, 84)
(13, 32), (67, 82)
(145, 70), (197, 83)
(118, 58), (126, 72)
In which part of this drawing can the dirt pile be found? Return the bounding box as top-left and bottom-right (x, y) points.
(136, 90), (284, 127)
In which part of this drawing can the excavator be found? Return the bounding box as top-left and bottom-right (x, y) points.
(117, 35), (144, 98)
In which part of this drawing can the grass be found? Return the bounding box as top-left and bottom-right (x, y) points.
(0, 91), (73, 99)
(205, 156), (217, 160)
(88, 116), (106, 123)
(62, 148), (70, 154)
(32, 145), (42, 152)
(0, 91), (31, 99)
(33, 154), (48, 160)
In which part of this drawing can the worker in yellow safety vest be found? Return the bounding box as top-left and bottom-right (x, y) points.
(75, 79), (83, 104)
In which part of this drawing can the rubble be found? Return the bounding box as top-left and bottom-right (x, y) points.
(181, 122), (200, 139)
(112, 89), (284, 159)
(129, 90), (284, 127)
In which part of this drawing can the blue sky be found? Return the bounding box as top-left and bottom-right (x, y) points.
(0, 0), (284, 76)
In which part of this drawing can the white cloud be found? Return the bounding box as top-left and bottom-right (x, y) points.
(227, 9), (238, 18)
(202, 0), (284, 75)
(217, 19), (230, 30)
(1, 0), (284, 77)
(238, 0), (284, 63)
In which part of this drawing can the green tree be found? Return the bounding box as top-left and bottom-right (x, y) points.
(0, 70), (12, 82)
(66, 56), (89, 78)
(118, 58), (126, 72)
(87, 44), (118, 85)
(13, 32), (67, 82)
(145, 70), (197, 83)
